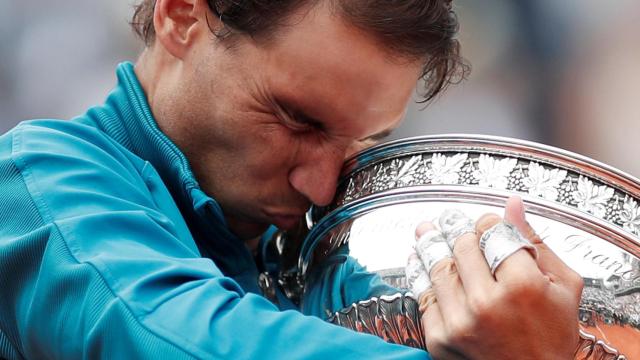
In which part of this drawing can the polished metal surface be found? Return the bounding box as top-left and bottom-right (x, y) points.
(328, 293), (425, 350)
(301, 135), (640, 358)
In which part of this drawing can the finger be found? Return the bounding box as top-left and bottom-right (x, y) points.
(476, 213), (543, 283)
(414, 222), (452, 275)
(415, 222), (468, 325)
(429, 257), (473, 338)
(438, 209), (476, 248)
(418, 288), (437, 313)
(504, 195), (542, 244)
(406, 252), (423, 287)
(415, 221), (437, 238)
(413, 271), (432, 300)
(533, 242), (581, 285)
(503, 196), (579, 282)
(422, 298), (473, 360)
(475, 213), (502, 237)
(415, 220), (440, 241)
(421, 298), (472, 360)
(440, 210), (495, 295)
(406, 252), (431, 298)
(421, 295), (446, 354)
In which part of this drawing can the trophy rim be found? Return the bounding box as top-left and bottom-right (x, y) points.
(302, 134), (640, 274)
(340, 134), (640, 197)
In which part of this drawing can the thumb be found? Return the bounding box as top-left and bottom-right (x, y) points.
(504, 195), (542, 244)
(504, 196), (578, 282)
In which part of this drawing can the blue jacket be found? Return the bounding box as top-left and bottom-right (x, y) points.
(0, 62), (428, 359)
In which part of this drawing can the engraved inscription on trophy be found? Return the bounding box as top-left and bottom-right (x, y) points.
(559, 234), (640, 285)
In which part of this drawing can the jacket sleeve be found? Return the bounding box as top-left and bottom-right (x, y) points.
(0, 121), (429, 360)
(302, 245), (402, 319)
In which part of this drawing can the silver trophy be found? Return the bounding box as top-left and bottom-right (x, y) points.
(277, 135), (639, 359)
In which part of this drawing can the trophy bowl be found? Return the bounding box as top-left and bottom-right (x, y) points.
(299, 134), (640, 359)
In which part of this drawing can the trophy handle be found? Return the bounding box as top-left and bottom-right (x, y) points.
(575, 330), (626, 360)
(328, 293), (425, 350)
(328, 294), (627, 360)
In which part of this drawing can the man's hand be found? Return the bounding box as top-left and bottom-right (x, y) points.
(412, 196), (584, 360)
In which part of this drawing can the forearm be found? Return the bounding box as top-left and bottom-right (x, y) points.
(6, 227), (425, 359)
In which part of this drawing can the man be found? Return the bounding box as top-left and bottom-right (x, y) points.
(0, 0), (582, 359)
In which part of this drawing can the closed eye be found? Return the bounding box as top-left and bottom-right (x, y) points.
(276, 101), (324, 133)
(360, 128), (393, 144)
(292, 112), (324, 132)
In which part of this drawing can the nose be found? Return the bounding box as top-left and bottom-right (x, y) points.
(288, 144), (346, 207)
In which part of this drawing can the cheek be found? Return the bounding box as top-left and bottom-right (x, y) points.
(247, 124), (343, 189)
(241, 123), (302, 176)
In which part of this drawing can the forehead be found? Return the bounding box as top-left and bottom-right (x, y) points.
(253, 2), (423, 136)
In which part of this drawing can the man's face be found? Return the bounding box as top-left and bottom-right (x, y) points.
(160, 2), (423, 239)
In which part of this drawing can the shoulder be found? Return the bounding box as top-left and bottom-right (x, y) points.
(3, 119), (155, 222)
(11, 119), (144, 172)
(8, 118), (146, 182)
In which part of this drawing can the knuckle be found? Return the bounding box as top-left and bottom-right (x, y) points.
(447, 317), (475, 342)
(423, 321), (448, 354)
(467, 296), (492, 319)
(452, 234), (478, 259)
(468, 296), (501, 329)
(475, 213), (502, 230)
(501, 277), (548, 303)
(526, 228), (543, 244)
(429, 258), (457, 283)
(568, 269), (584, 287)
(425, 335), (447, 357)
(566, 269), (584, 297)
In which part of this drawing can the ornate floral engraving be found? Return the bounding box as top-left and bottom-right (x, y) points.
(507, 165), (528, 192)
(620, 195), (640, 236)
(522, 162), (568, 201)
(472, 154), (517, 189)
(394, 155), (423, 187)
(343, 178), (357, 204)
(459, 161), (477, 185)
(558, 178), (576, 205)
(427, 153), (468, 185)
(330, 151), (638, 239)
(572, 176), (615, 218)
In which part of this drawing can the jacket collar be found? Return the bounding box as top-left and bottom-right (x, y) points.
(84, 62), (260, 284)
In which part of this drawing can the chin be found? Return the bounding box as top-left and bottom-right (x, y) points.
(269, 214), (303, 231)
(225, 217), (270, 240)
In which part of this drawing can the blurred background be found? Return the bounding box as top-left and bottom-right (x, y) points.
(1, 1), (639, 175)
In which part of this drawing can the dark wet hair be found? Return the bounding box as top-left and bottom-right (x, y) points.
(131, 0), (469, 102)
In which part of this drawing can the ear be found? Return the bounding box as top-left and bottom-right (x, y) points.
(153, 0), (213, 59)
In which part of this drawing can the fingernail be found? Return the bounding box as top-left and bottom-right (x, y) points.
(415, 221), (436, 240)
